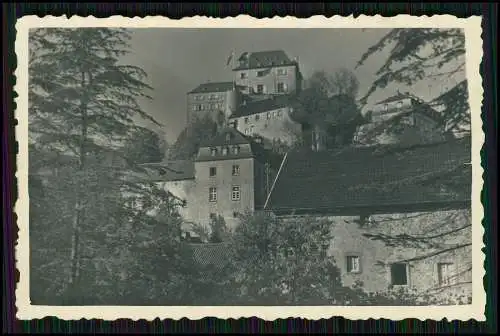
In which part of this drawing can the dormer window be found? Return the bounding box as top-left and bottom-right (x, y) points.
(222, 147), (229, 155)
(255, 114), (260, 121)
(225, 132), (232, 142)
(210, 147), (218, 156)
(244, 117), (249, 124)
(397, 101), (403, 109)
(384, 104), (389, 111)
(232, 146), (240, 155)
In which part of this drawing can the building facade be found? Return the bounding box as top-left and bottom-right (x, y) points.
(228, 96), (302, 145)
(143, 127), (278, 232)
(137, 124), (471, 300)
(355, 91), (447, 146)
(232, 50), (303, 96)
(265, 136), (472, 299)
(186, 50), (304, 147)
(186, 81), (241, 124)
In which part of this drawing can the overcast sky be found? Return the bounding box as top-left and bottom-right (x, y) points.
(124, 28), (463, 143)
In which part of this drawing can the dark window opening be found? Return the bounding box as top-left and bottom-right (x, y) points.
(391, 263), (408, 286)
(209, 167), (217, 177)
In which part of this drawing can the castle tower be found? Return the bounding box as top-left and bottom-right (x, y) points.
(186, 81), (241, 124)
(191, 127), (270, 230)
(232, 50), (303, 97)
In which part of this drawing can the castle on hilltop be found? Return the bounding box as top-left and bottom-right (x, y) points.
(186, 50), (303, 147)
(134, 50), (471, 299)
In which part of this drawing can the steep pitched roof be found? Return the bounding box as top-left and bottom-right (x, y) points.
(229, 95), (292, 118)
(233, 50), (297, 71)
(188, 81), (235, 94)
(266, 137), (471, 215)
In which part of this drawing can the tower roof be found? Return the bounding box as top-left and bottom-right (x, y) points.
(188, 81), (236, 94)
(233, 50), (297, 71)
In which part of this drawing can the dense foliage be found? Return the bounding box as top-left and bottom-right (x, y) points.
(28, 28), (184, 304)
(291, 70), (364, 148)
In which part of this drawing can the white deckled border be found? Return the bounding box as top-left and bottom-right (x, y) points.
(14, 14), (485, 321)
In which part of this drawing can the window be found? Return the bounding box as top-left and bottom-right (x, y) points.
(225, 132), (232, 142)
(209, 167), (217, 177)
(244, 128), (250, 135)
(267, 112), (271, 120)
(272, 111), (277, 118)
(232, 164), (240, 176)
(244, 117), (249, 124)
(277, 68), (287, 75)
(249, 126), (255, 134)
(233, 211), (240, 218)
(277, 82), (285, 93)
(257, 70), (266, 77)
(208, 187), (217, 202)
(232, 146), (240, 155)
(397, 101), (403, 108)
(240, 72), (247, 79)
(390, 263), (408, 286)
(222, 147), (229, 155)
(255, 114), (260, 121)
(231, 186), (241, 201)
(277, 109), (282, 117)
(438, 262), (454, 286)
(210, 147), (218, 156)
(384, 103), (389, 111)
(257, 84), (264, 94)
(209, 213), (217, 221)
(346, 255), (361, 273)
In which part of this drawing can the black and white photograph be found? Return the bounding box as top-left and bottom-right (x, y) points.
(15, 15), (484, 320)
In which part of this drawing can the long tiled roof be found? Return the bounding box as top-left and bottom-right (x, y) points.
(188, 81), (235, 94)
(229, 95), (292, 118)
(266, 137), (471, 215)
(233, 50), (297, 71)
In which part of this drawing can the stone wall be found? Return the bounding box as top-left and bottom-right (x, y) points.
(285, 208), (472, 303)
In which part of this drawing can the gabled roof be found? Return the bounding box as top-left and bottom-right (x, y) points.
(229, 95), (292, 118)
(196, 127), (281, 165)
(266, 137), (471, 215)
(188, 81), (235, 94)
(233, 50), (297, 71)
